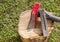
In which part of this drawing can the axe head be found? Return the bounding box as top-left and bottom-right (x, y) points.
(31, 3), (41, 28)
(31, 3), (41, 15)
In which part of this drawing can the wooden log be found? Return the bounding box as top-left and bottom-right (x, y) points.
(18, 10), (54, 42)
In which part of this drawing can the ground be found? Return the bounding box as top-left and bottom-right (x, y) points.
(0, 0), (60, 42)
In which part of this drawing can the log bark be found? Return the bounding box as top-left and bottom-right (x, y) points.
(18, 10), (54, 42)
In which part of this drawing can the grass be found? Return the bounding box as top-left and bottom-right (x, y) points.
(0, 0), (60, 42)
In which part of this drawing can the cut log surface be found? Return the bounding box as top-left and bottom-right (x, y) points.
(18, 10), (54, 42)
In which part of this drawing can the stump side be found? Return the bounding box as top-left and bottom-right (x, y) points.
(18, 10), (54, 42)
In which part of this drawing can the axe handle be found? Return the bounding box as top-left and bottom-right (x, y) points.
(46, 13), (60, 22)
(38, 11), (60, 22)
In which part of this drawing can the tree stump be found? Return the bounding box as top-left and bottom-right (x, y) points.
(18, 10), (54, 42)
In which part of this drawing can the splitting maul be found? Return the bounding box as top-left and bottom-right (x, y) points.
(28, 3), (41, 29)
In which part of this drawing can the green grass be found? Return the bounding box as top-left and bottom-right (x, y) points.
(0, 0), (60, 42)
